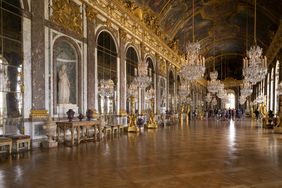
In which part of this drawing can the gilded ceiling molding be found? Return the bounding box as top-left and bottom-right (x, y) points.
(51, 0), (83, 35)
(266, 20), (282, 66)
(81, 0), (181, 69)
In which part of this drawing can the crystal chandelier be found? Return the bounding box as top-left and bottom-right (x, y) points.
(217, 89), (226, 99)
(205, 92), (212, 103)
(178, 82), (190, 100)
(207, 70), (221, 94)
(127, 80), (138, 98)
(136, 60), (151, 89)
(240, 80), (253, 97)
(239, 95), (246, 105)
(243, 0), (267, 85)
(254, 95), (264, 104)
(180, 0), (205, 81)
(99, 79), (115, 97)
(211, 97), (217, 106)
(145, 87), (155, 100)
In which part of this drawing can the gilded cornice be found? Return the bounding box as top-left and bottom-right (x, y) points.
(81, 0), (181, 68)
(222, 77), (243, 88)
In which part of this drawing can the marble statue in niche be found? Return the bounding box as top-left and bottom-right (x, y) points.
(55, 40), (77, 105)
(58, 64), (70, 104)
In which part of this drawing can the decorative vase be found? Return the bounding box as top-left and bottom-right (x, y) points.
(66, 109), (75, 122)
(78, 113), (84, 121)
(86, 109), (94, 121)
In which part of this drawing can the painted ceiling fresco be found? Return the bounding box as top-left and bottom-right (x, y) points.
(132, 0), (281, 80)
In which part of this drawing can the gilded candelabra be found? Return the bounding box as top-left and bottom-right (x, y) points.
(127, 96), (139, 132)
(186, 104), (190, 126)
(127, 80), (139, 132)
(147, 98), (158, 129)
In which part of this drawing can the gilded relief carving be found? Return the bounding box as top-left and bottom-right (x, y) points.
(51, 0), (82, 35)
(86, 6), (97, 22)
(159, 61), (166, 76)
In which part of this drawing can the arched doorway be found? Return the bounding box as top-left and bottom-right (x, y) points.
(225, 91), (236, 109)
(97, 31), (117, 114)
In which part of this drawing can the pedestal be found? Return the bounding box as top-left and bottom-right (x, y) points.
(42, 140), (58, 148)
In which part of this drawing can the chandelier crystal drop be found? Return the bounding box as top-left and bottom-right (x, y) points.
(211, 97), (217, 106)
(239, 95), (246, 105)
(145, 87), (155, 100)
(207, 79), (221, 94)
(127, 80), (138, 98)
(178, 82), (190, 98)
(240, 80), (253, 97)
(217, 89), (226, 99)
(99, 79), (115, 97)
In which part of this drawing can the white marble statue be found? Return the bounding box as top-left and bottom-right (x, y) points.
(58, 64), (70, 104)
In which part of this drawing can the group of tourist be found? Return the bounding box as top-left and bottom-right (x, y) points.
(203, 108), (245, 121)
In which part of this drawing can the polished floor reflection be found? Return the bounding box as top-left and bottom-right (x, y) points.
(1, 119), (282, 188)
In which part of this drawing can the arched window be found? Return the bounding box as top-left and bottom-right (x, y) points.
(126, 47), (138, 85)
(267, 73), (270, 110)
(126, 47), (138, 112)
(97, 31), (117, 114)
(0, 0), (22, 135)
(159, 77), (166, 113)
(169, 71), (174, 111)
(275, 60), (280, 113)
(147, 57), (154, 88)
(270, 67), (274, 111)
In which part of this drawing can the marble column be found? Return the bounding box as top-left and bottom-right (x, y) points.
(87, 18), (95, 110)
(31, 0), (45, 110)
(119, 38), (126, 113)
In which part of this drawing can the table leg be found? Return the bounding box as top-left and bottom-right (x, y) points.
(57, 127), (61, 143)
(63, 127), (66, 144)
(77, 127), (81, 144)
(71, 128), (74, 146)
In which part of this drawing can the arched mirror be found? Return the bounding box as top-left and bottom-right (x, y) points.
(97, 31), (117, 114)
(126, 46), (138, 113)
(0, 0), (23, 135)
(169, 71), (175, 112)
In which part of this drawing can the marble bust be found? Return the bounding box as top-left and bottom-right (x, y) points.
(58, 64), (70, 104)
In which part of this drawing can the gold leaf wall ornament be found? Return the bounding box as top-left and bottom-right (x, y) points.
(86, 6), (97, 22)
(51, 0), (82, 35)
(119, 28), (127, 41)
(159, 61), (167, 76)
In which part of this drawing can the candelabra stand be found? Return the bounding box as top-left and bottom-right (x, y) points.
(147, 98), (158, 129)
(186, 103), (190, 126)
(179, 104), (184, 126)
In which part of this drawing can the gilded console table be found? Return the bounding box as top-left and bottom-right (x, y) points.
(56, 121), (99, 146)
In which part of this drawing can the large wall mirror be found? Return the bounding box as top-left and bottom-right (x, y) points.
(0, 0), (23, 135)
